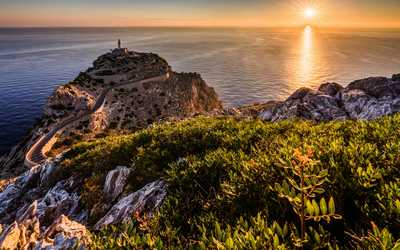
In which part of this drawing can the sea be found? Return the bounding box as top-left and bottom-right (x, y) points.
(1, 27), (400, 156)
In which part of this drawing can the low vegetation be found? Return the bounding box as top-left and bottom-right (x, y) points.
(59, 115), (400, 249)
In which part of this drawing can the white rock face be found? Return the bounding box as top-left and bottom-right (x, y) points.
(0, 200), (88, 250)
(103, 166), (130, 203)
(258, 74), (400, 123)
(94, 180), (168, 229)
(33, 215), (88, 250)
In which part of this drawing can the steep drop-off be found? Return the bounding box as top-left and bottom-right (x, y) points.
(0, 51), (222, 180)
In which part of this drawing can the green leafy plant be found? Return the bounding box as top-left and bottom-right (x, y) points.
(275, 148), (342, 248)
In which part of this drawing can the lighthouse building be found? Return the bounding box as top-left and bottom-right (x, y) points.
(111, 39), (128, 55)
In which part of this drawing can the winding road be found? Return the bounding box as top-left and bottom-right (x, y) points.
(25, 53), (168, 167)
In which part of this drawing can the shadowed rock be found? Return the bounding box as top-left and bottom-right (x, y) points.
(94, 180), (168, 230)
(347, 77), (396, 99)
(0, 222), (20, 250)
(258, 74), (400, 123)
(104, 166), (130, 203)
(318, 82), (344, 97)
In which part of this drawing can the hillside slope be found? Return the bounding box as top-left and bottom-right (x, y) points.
(1, 115), (400, 249)
(0, 51), (222, 180)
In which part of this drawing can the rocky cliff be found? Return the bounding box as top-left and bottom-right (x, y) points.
(0, 51), (222, 181)
(257, 74), (400, 123)
(0, 154), (167, 249)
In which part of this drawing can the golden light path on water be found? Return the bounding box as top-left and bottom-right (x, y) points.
(287, 26), (327, 93)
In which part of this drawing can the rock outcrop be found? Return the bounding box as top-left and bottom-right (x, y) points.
(258, 74), (400, 123)
(0, 51), (222, 181)
(0, 153), (168, 249)
(0, 197), (88, 250)
(103, 166), (130, 203)
(94, 180), (168, 230)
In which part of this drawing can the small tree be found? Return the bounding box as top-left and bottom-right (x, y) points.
(275, 149), (342, 249)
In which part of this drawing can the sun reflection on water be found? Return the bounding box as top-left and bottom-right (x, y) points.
(287, 26), (326, 93)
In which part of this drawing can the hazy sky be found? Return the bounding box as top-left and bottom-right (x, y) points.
(1, 0), (400, 28)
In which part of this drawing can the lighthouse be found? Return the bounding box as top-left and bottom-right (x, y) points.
(111, 39), (129, 55)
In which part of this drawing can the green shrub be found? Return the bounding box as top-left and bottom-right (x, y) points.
(76, 134), (84, 140)
(95, 132), (109, 138)
(63, 138), (74, 146)
(62, 115), (400, 248)
(51, 104), (66, 111)
(54, 141), (63, 149)
(45, 151), (54, 157)
(109, 122), (118, 129)
(84, 129), (92, 133)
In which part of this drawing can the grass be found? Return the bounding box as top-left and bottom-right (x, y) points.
(59, 115), (400, 249)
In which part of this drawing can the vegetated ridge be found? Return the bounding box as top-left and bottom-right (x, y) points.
(0, 51), (222, 180)
(1, 47), (400, 248)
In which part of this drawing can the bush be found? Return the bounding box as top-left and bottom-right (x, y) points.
(54, 141), (63, 149)
(84, 129), (92, 133)
(76, 134), (84, 140)
(45, 151), (54, 157)
(109, 122), (118, 129)
(51, 104), (66, 111)
(63, 115), (400, 248)
(63, 138), (74, 146)
(95, 132), (109, 139)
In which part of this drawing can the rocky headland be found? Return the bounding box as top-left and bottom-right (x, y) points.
(1, 47), (400, 249)
(0, 51), (222, 181)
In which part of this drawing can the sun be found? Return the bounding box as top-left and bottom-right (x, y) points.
(304, 8), (315, 17)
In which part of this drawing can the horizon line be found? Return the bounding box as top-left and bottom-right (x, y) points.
(1, 24), (400, 29)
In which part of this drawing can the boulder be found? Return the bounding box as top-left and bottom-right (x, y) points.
(347, 77), (396, 99)
(208, 108), (241, 118)
(318, 82), (344, 97)
(36, 215), (88, 250)
(94, 180), (168, 229)
(0, 222), (20, 250)
(392, 74), (400, 83)
(258, 75), (400, 123)
(17, 200), (37, 226)
(104, 166), (130, 203)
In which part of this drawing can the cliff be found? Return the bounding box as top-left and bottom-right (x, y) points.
(258, 74), (400, 123)
(2, 47), (400, 248)
(0, 51), (222, 181)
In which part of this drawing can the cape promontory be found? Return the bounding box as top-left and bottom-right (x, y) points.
(0, 48), (222, 180)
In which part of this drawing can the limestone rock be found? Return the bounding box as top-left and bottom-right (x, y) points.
(318, 82), (344, 97)
(35, 215), (88, 250)
(104, 166), (130, 203)
(94, 180), (168, 229)
(17, 200), (37, 226)
(208, 108), (241, 118)
(258, 74), (400, 123)
(347, 77), (397, 99)
(0, 202), (87, 250)
(392, 74), (400, 83)
(0, 222), (20, 250)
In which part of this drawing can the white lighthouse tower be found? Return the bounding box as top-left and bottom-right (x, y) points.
(111, 39), (128, 55)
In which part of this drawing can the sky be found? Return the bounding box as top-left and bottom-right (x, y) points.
(1, 0), (400, 28)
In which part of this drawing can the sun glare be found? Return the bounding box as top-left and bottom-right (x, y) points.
(305, 9), (315, 17)
(280, 0), (343, 28)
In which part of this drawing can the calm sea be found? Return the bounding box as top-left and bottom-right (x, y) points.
(1, 27), (400, 156)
